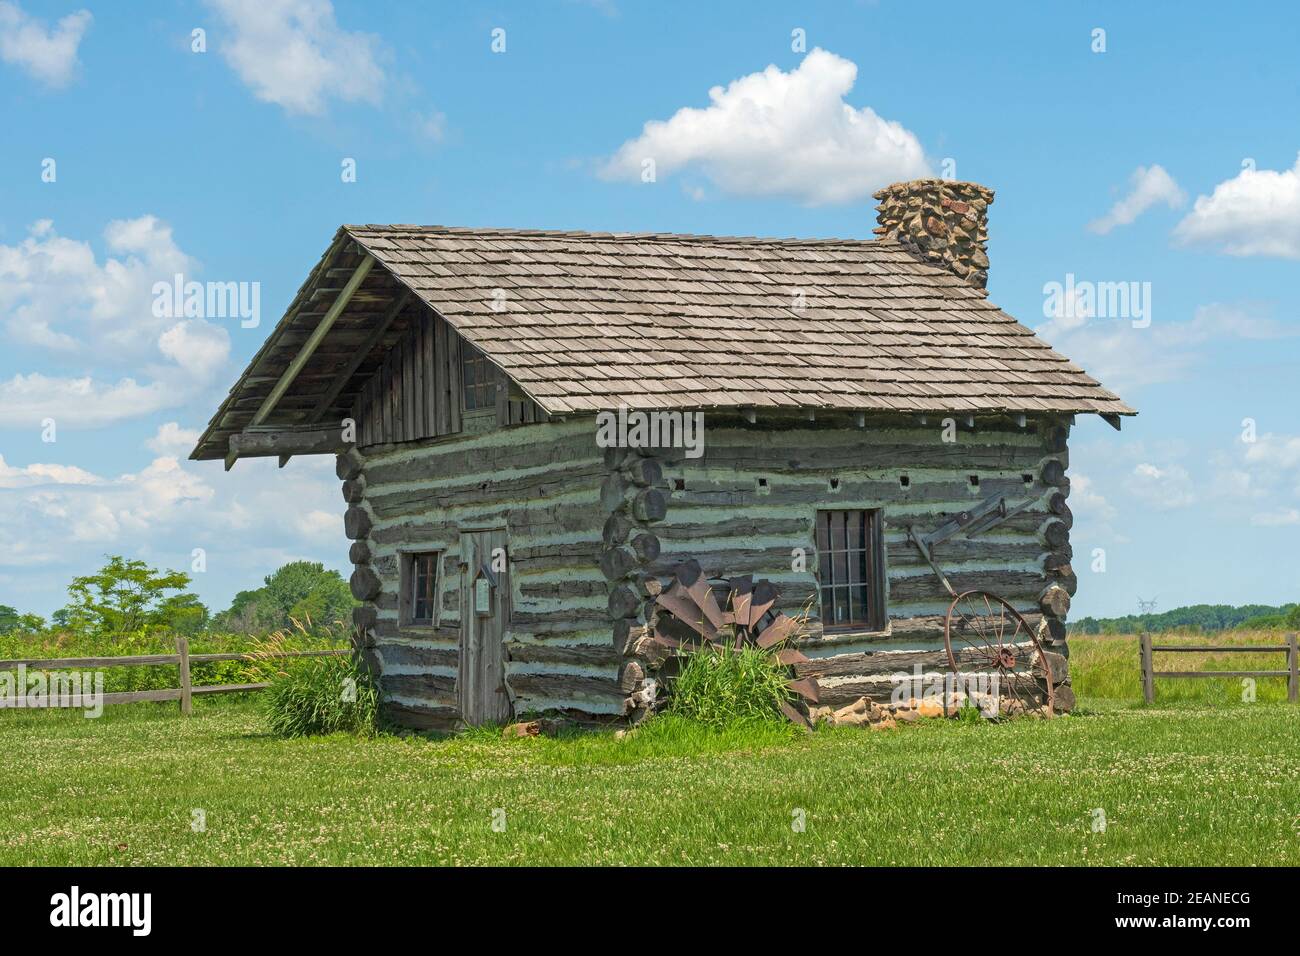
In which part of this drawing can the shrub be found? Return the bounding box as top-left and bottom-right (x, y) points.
(665, 644), (794, 730)
(259, 650), (378, 738)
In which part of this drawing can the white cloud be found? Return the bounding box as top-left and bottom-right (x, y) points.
(1173, 153), (1300, 259)
(0, 449), (342, 572)
(1251, 508), (1300, 527)
(17, 456), (212, 545)
(0, 217), (232, 429)
(0, 373), (173, 429)
(1068, 472), (1116, 522)
(206, 0), (385, 115)
(146, 422), (202, 456)
(413, 109), (447, 143)
(598, 48), (929, 205)
(0, 453), (100, 489)
(0, 1), (90, 88)
(1, 215), (192, 354)
(1128, 462), (1196, 510)
(1242, 431), (1300, 471)
(1035, 302), (1295, 394)
(1210, 430), (1300, 526)
(1087, 164), (1185, 234)
(158, 320), (231, 378)
(295, 508), (343, 541)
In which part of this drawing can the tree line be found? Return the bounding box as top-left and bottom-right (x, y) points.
(1071, 602), (1300, 635)
(0, 556), (356, 640)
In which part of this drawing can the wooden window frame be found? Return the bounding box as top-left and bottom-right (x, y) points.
(815, 509), (887, 632)
(400, 551), (441, 627)
(461, 343), (497, 413)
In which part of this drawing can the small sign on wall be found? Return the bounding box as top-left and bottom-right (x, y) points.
(474, 562), (498, 617)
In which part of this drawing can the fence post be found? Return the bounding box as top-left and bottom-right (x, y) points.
(1288, 633), (1298, 704)
(1139, 632), (1154, 704)
(177, 635), (192, 716)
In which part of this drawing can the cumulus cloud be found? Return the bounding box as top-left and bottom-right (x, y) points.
(598, 48), (929, 205)
(1069, 472), (1116, 522)
(1128, 462), (1197, 510)
(0, 374), (173, 429)
(1173, 153), (1300, 259)
(1242, 431), (1300, 471)
(1087, 165), (1185, 234)
(0, 453), (99, 489)
(1, 215), (192, 353)
(0, 435), (345, 604)
(146, 421), (202, 456)
(0, 217), (232, 428)
(158, 320), (232, 378)
(1065, 470), (1129, 547)
(1035, 302), (1295, 394)
(1211, 430), (1300, 527)
(206, 0), (385, 115)
(0, 1), (90, 88)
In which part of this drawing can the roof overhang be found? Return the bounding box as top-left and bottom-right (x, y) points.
(192, 225), (1135, 464)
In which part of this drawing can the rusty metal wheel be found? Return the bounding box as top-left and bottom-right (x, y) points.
(943, 590), (1054, 718)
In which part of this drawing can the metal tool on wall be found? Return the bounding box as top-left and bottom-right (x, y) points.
(906, 492), (1040, 596)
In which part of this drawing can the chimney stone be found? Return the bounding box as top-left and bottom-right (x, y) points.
(873, 179), (995, 290)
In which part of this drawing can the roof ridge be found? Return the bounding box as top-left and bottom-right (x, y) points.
(343, 223), (899, 247)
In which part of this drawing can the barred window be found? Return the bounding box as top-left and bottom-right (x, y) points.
(462, 343), (496, 411)
(403, 552), (440, 626)
(816, 509), (886, 630)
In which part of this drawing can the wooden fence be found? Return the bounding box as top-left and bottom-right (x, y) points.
(1139, 632), (1299, 704)
(0, 637), (348, 714)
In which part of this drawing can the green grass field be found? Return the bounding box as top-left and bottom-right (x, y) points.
(2, 633), (1298, 866)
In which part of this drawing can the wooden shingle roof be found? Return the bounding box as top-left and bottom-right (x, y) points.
(191, 224), (1133, 461)
(347, 225), (1132, 414)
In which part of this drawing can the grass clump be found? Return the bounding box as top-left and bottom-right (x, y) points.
(665, 644), (794, 730)
(250, 628), (378, 737)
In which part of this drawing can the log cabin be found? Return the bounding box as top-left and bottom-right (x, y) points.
(191, 179), (1134, 729)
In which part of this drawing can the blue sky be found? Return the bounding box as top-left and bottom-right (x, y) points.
(1, 0), (1298, 621)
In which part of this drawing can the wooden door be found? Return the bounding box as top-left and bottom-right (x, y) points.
(459, 528), (512, 725)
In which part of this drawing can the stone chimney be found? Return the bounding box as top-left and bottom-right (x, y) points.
(873, 179), (994, 290)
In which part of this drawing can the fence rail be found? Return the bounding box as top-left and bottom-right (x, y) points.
(0, 637), (349, 714)
(1139, 632), (1299, 704)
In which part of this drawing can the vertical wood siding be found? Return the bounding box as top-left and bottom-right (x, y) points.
(352, 308), (463, 446)
(352, 307), (552, 449)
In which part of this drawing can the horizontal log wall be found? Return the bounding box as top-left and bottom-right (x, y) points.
(655, 419), (1071, 623)
(345, 417), (618, 727)
(348, 407), (1076, 726)
(634, 415), (1076, 708)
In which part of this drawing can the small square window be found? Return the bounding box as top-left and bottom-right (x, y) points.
(402, 552), (440, 626)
